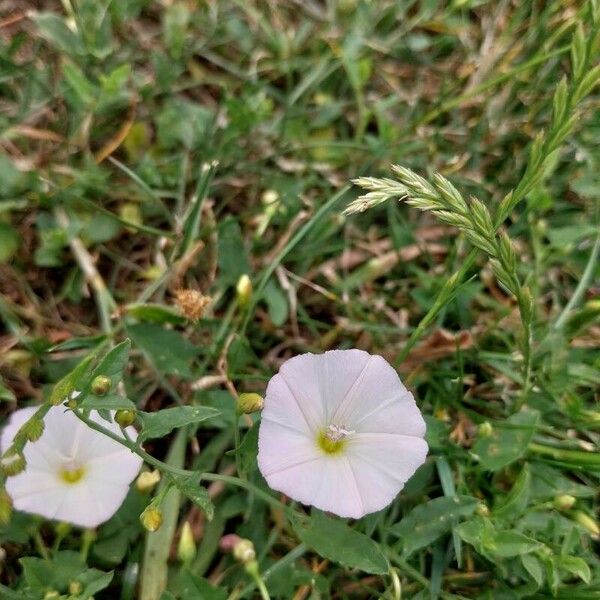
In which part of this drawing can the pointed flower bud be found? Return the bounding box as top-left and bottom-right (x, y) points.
(236, 274), (252, 307)
(237, 393), (264, 414)
(136, 470), (161, 493)
(177, 521), (196, 564)
(115, 409), (136, 428)
(91, 375), (111, 396)
(553, 494), (576, 511)
(572, 510), (599, 537)
(141, 506), (163, 532)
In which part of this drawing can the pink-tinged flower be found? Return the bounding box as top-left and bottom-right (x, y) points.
(1, 406), (142, 528)
(257, 350), (428, 518)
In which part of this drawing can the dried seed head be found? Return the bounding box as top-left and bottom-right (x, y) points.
(174, 289), (211, 321)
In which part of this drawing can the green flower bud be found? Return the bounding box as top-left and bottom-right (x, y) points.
(115, 409), (136, 428)
(0, 450), (26, 476)
(572, 510), (600, 537)
(141, 506), (163, 532)
(69, 580), (83, 595)
(478, 422), (493, 438)
(237, 392), (264, 414)
(55, 521), (71, 537)
(553, 494), (576, 511)
(236, 274), (252, 307)
(177, 521), (196, 564)
(91, 375), (111, 396)
(476, 503), (490, 517)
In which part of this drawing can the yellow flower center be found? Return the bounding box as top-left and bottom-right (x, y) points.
(60, 465), (85, 484)
(317, 424), (354, 454)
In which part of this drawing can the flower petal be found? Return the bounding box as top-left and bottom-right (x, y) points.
(333, 354), (425, 437)
(264, 354), (326, 434)
(258, 419), (321, 478)
(318, 349), (372, 422)
(346, 432), (428, 514)
(0, 406), (37, 451)
(52, 480), (131, 528)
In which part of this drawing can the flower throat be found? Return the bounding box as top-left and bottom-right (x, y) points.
(318, 424), (355, 454)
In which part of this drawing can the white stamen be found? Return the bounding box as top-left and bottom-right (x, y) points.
(325, 424), (355, 442)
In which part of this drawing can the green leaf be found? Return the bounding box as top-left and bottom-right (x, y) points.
(138, 406), (220, 441)
(77, 569), (114, 599)
(171, 474), (214, 520)
(264, 279), (288, 326)
(293, 510), (388, 575)
(521, 554), (544, 587)
(125, 303), (186, 325)
(31, 12), (84, 55)
(456, 518), (542, 560)
(20, 551), (112, 598)
(0, 222), (19, 263)
(493, 465), (530, 520)
(216, 217), (251, 286)
(178, 569), (227, 600)
(237, 421), (259, 474)
(49, 351), (97, 405)
(558, 555), (591, 584)
(490, 531), (542, 557)
(79, 394), (136, 411)
(127, 323), (198, 378)
(390, 495), (480, 556)
(472, 409), (539, 471)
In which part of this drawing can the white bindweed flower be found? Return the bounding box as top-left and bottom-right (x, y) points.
(1, 406), (142, 528)
(257, 350), (428, 518)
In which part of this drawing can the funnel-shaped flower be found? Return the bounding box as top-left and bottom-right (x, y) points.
(1, 406), (142, 528)
(257, 350), (428, 518)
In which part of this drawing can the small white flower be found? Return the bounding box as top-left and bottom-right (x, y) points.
(257, 349), (428, 518)
(1, 406), (142, 528)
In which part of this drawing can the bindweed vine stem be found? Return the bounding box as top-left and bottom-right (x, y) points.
(71, 409), (296, 517)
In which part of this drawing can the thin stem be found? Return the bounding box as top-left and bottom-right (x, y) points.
(528, 442), (600, 467)
(201, 473), (295, 516)
(54, 207), (116, 335)
(33, 530), (50, 560)
(72, 410), (190, 478)
(252, 572), (271, 600)
(554, 233), (600, 330)
(233, 411), (243, 479)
